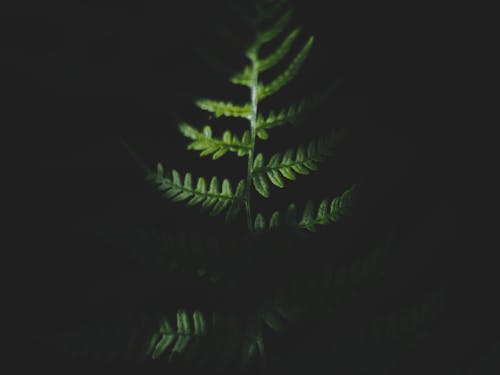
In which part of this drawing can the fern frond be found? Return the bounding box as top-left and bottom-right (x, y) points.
(259, 27), (301, 72)
(230, 27), (302, 87)
(297, 186), (355, 231)
(255, 91), (333, 139)
(148, 164), (245, 222)
(147, 310), (207, 360)
(258, 36), (314, 101)
(255, 185), (355, 231)
(251, 131), (338, 196)
(195, 98), (251, 119)
(179, 123), (251, 158)
(256, 8), (293, 46)
(255, 101), (305, 139)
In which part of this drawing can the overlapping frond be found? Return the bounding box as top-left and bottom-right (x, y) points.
(251, 131), (339, 197)
(266, 288), (444, 374)
(258, 36), (314, 101)
(195, 98), (251, 119)
(179, 123), (251, 158)
(147, 310), (207, 360)
(151, 312), (265, 371)
(42, 310), (264, 370)
(254, 185), (355, 232)
(148, 164), (245, 222)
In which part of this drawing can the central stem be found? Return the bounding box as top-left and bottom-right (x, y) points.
(245, 55), (259, 232)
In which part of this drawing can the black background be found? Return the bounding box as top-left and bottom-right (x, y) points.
(5, 0), (494, 373)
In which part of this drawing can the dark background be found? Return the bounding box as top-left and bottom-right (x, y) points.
(5, 0), (495, 373)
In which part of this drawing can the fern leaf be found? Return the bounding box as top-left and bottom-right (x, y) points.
(298, 200), (316, 231)
(149, 164), (245, 221)
(195, 98), (251, 119)
(256, 84), (339, 137)
(256, 9), (293, 46)
(256, 99), (306, 135)
(231, 27), (301, 87)
(179, 123), (251, 158)
(298, 186), (355, 231)
(148, 310), (207, 360)
(230, 65), (253, 86)
(254, 185), (355, 232)
(258, 36), (314, 101)
(252, 153), (271, 197)
(254, 213), (266, 232)
(259, 28), (301, 72)
(252, 131), (337, 191)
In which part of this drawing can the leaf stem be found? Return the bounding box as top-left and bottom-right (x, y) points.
(245, 55), (259, 232)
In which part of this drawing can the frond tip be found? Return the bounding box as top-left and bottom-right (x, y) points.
(179, 123), (251, 158)
(258, 36), (314, 101)
(148, 164), (245, 222)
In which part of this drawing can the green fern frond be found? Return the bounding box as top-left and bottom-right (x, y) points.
(297, 187), (355, 231)
(251, 131), (338, 196)
(149, 164), (245, 221)
(179, 123), (251, 158)
(255, 90), (333, 138)
(230, 27), (301, 87)
(259, 27), (302, 72)
(258, 36), (314, 101)
(147, 310), (207, 360)
(256, 100), (306, 136)
(255, 185), (355, 231)
(195, 98), (251, 119)
(255, 8), (293, 46)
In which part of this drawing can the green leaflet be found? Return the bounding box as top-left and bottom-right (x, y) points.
(179, 123), (251, 159)
(254, 213), (266, 232)
(195, 98), (252, 119)
(251, 131), (338, 193)
(148, 310), (207, 360)
(258, 36), (314, 101)
(150, 164), (245, 222)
